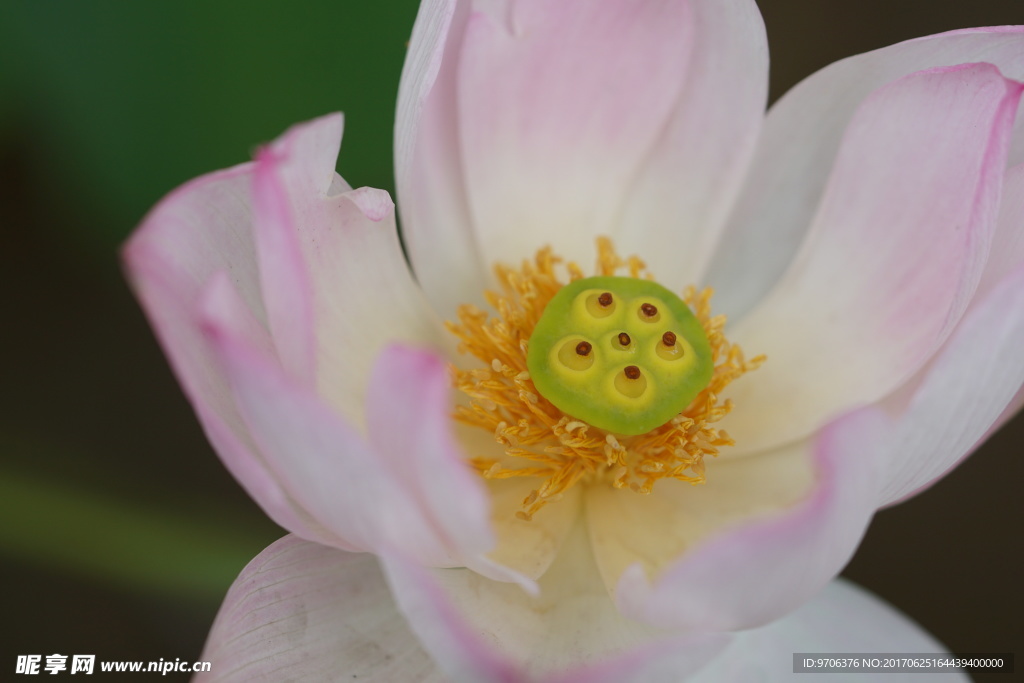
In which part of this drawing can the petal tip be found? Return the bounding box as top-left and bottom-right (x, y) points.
(345, 186), (397, 222)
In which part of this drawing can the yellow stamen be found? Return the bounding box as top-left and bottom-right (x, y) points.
(446, 237), (764, 519)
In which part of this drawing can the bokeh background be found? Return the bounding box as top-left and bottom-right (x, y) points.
(1, 1), (1021, 680)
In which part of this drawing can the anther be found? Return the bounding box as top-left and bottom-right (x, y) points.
(598, 292), (613, 307)
(618, 332), (631, 346)
(641, 303), (658, 317)
(575, 341), (592, 356)
(624, 365), (641, 380)
(662, 331), (677, 347)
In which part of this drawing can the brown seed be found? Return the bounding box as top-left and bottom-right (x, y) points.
(575, 341), (592, 356)
(641, 303), (658, 317)
(598, 292), (613, 307)
(662, 331), (677, 347)
(624, 365), (641, 380)
(618, 332), (631, 346)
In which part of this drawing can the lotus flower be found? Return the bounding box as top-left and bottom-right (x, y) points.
(124, 0), (1024, 680)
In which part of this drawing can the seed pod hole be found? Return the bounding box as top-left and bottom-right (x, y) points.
(615, 365), (647, 398)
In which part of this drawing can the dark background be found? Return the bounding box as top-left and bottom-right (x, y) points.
(1, 1), (1020, 680)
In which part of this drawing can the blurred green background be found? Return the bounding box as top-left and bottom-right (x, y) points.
(1, 0), (1021, 680)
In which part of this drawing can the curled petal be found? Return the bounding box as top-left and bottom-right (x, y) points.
(366, 345), (534, 588)
(708, 26), (1024, 319)
(615, 419), (883, 631)
(724, 63), (1023, 455)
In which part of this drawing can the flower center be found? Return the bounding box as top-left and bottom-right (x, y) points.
(525, 275), (713, 436)
(447, 238), (763, 520)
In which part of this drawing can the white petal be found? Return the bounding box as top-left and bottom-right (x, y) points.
(614, 0), (768, 291)
(395, 0), (489, 318)
(455, 0), (693, 273)
(978, 163), (1024, 297)
(198, 536), (447, 682)
(689, 579), (970, 683)
(382, 521), (729, 681)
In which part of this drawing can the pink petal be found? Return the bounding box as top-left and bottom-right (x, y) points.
(723, 63), (1023, 455)
(124, 115), (445, 544)
(456, 0), (693, 274)
(688, 579), (969, 682)
(251, 138), (318, 386)
(395, 0), (488, 318)
(616, 414), (883, 631)
(381, 522), (730, 682)
(869, 261), (1024, 506)
(260, 116), (445, 423)
(366, 344), (534, 587)
(123, 162), (326, 542)
(200, 284), (452, 559)
(197, 536), (447, 682)
(708, 26), (1024, 319)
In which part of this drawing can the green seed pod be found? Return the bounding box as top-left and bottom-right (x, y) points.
(526, 276), (713, 435)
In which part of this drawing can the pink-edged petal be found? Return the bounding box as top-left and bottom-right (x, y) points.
(708, 26), (1024, 319)
(873, 162), (1024, 478)
(586, 442), (815, 600)
(396, 0), (488, 318)
(198, 536), (447, 683)
(262, 115), (446, 422)
(863, 262), (1024, 506)
(251, 142), (317, 386)
(613, 0), (768, 290)
(722, 63), (1023, 455)
(123, 164), (327, 542)
(381, 522), (730, 682)
(366, 344), (533, 588)
(456, 0), (694, 276)
(616, 413), (884, 632)
(200, 282), (451, 559)
(689, 579), (969, 683)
